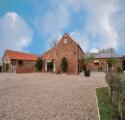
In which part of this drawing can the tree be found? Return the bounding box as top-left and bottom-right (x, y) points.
(108, 57), (118, 70)
(82, 55), (95, 76)
(82, 54), (95, 70)
(50, 39), (58, 48)
(35, 58), (43, 71)
(61, 57), (68, 73)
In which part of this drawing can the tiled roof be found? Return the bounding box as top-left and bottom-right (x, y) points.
(40, 47), (56, 59)
(40, 33), (84, 59)
(95, 52), (122, 58)
(5, 49), (38, 61)
(85, 52), (122, 59)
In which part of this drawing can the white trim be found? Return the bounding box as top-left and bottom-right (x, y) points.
(95, 88), (101, 120)
(45, 60), (47, 72)
(53, 60), (56, 72)
(95, 86), (108, 120)
(44, 59), (55, 72)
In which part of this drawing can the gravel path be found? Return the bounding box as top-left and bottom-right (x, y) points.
(0, 72), (106, 120)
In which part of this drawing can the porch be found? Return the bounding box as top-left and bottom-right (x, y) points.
(43, 59), (56, 72)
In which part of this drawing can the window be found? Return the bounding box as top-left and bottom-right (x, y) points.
(12, 60), (16, 65)
(18, 60), (23, 66)
(64, 34), (67, 38)
(64, 38), (67, 44)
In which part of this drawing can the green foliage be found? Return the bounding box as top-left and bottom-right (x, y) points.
(82, 55), (95, 65)
(35, 58), (43, 71)
(6, 63), (9, 72)
(96, 87), (113, 120)
(116, 67), (123, 73)
(61, 57), (68, 73)
(105, 72), (125, 119)
(108, 57), (118, 68)
(82, 55), (95, 73)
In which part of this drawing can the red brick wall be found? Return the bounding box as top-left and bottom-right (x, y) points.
(40, 34), (84, 74)
(87, 58), (123, 72)
(55, 35), (78, 74)
(88, 59), (107, 71)
(16, 60), (36, 73)
(16, 65), (36, 73)
(78, 46), (84, 73)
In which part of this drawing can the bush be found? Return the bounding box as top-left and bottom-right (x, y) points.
(61, 57), (68, 73)
(116, 67), (123, 73)
(105, 72), (125, 120)
(35, 58), (43, 71)
(6, 63), (9, 72)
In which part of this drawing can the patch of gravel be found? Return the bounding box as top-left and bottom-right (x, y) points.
(0, 72), (106, 120)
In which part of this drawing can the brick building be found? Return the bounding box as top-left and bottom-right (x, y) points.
(2, 50), (38, 73)
(86, 51), (125, 72)
(2, 33), (84, 74)
(3, 33), (125, 74)
(40, 33), (84, 74)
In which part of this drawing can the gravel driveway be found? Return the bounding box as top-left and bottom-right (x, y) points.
(0, 72), (106, 120)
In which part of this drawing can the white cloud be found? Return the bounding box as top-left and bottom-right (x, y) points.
(70, 31), (89, 51)
(42, 4), (70, 36)
(0, 12), (33, 59)
(83, 0), (119, 50)
(37, 0), (125, 53)
(64, 0), (120, 51)
(90, 48), (99, 53)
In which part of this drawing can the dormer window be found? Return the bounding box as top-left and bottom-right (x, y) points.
(64, 38), (67, 44)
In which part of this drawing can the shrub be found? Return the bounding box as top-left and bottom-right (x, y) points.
(105, 72), (125, 119)
(116, 67), (123, 73)
(6, 63), (9, 72)
(61, 57), (68, 73)
(107, 57), (118, 71)
(35, 58), (43, 71)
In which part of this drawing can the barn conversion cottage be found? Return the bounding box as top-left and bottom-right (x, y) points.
(2, 33), (84, 74)
(1, 33), (125, 74)
(86, 50), (125, 72)
(40, 33), (84, 74)
(2, 50), (37, 73)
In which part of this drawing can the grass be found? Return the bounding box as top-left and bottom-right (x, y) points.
(96, 87), (113, 120)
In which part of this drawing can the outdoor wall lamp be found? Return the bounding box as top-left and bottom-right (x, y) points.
(46, 60), (52, 63)
(4, 60), (10, 64)
(94, 60), (99, 65)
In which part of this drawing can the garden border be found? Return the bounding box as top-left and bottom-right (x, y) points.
(95, 86), (107, 120)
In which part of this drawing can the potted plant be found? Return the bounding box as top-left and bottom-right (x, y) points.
(82, 55), (94, 77)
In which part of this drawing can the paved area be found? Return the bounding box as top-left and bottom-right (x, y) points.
(0, 72), (106, 120)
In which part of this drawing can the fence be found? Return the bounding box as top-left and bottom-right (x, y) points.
(105, 72), (125, 120)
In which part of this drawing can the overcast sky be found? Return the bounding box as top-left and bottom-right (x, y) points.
(0, 0), (125, 59)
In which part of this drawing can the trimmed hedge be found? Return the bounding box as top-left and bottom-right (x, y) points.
(35, 58), (43, 71)
(61, 57), (68, 73)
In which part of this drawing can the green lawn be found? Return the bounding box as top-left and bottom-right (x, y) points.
(96, 87), (113, 120)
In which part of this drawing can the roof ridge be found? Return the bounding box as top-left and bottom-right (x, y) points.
(40, 47), (56, 57)
(4, 49), (38, 61)
(6, 49), (38, 56)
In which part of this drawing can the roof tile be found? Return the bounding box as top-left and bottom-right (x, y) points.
(5, 50), (38, 61)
